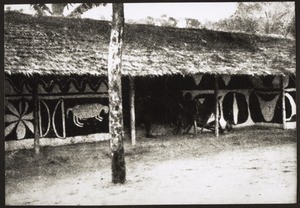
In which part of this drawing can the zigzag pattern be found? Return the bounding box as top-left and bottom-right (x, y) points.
(6, 77), (108, 94)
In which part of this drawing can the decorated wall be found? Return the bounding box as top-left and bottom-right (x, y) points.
(5, 75), (109, 141)
(4, 73), (296, 142)
(182, 74), (296, 129)
(126, 75), (296, 130)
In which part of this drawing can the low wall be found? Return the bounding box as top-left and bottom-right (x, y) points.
(5, 133), (110, 152)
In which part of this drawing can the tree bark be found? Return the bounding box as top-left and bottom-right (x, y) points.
(108, 3), (126, 184)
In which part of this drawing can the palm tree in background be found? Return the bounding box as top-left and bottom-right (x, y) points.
(31, 3), (107, 18)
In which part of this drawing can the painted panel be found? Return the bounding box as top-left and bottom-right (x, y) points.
(4, 98), (34, 140)
(37, 77), (108, 94)
(250, 92), (282, 123)
(222, 92), (249, 125)
(5, 77), (32, 95)
(39, 99), (65, 138)
(285, 92), (296, 122)
(65, 98), (109, 137)
(5, 76), (109, 141)
(182, 89), (290, 128)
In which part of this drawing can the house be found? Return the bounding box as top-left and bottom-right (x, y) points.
(4, 11), (296, 151)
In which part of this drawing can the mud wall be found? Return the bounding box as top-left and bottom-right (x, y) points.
(181, 74), (296, 128)
(124, 74), (296, 132)
(5, 74), (296, 143)
(5, 75), (109, 141)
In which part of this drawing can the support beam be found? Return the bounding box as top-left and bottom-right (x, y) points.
(214, 75), (219, 137)
(32, 78), (40, 155)
(281, 75), (286, 130)
(129, 76), (136, 145)
(164, 76), (168, 123)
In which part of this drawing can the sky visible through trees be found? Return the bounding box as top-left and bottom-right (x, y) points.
(4, 3), (237, 22)
(4, 2), (295, 38)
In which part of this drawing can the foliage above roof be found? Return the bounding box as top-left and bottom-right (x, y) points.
(4, 11), (295, 77)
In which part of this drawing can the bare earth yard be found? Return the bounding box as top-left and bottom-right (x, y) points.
(5, 127), (297, 205)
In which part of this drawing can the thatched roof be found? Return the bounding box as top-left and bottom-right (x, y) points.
(4, 11), (296, 77)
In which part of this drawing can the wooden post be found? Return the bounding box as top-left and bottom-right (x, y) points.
(108, 3), (126, 184)
(32, 77), (40, 155)
(129, 76), (136, 145)
(164, 76), (168, 122)
(214, 75), (219, 137)
(281, 75), (286, 129)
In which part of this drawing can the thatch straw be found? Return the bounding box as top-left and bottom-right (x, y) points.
(4, 11), (295, 77)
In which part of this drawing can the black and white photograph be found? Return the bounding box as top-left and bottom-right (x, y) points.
(3, 1), (297, 205)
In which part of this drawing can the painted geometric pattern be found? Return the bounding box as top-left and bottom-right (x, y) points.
(185, 90), (296, 127)
(5, 99), (34, 140)
(5, 98), (110, 141)
(4, 77), (109, 140)
(192, 75), (293, 89)
(37, 77), (108, 94)
(39, 99), (66, 138)
(38, 98), (109, 139)
(5, 76), (108, 95)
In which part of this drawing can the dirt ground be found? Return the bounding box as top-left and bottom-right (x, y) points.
(5, 127), (297, 205)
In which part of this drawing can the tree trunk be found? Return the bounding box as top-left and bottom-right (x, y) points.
(51, 4), (65, 17)
(264, 11), (270, 34)
(108, 3), (126, 184)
